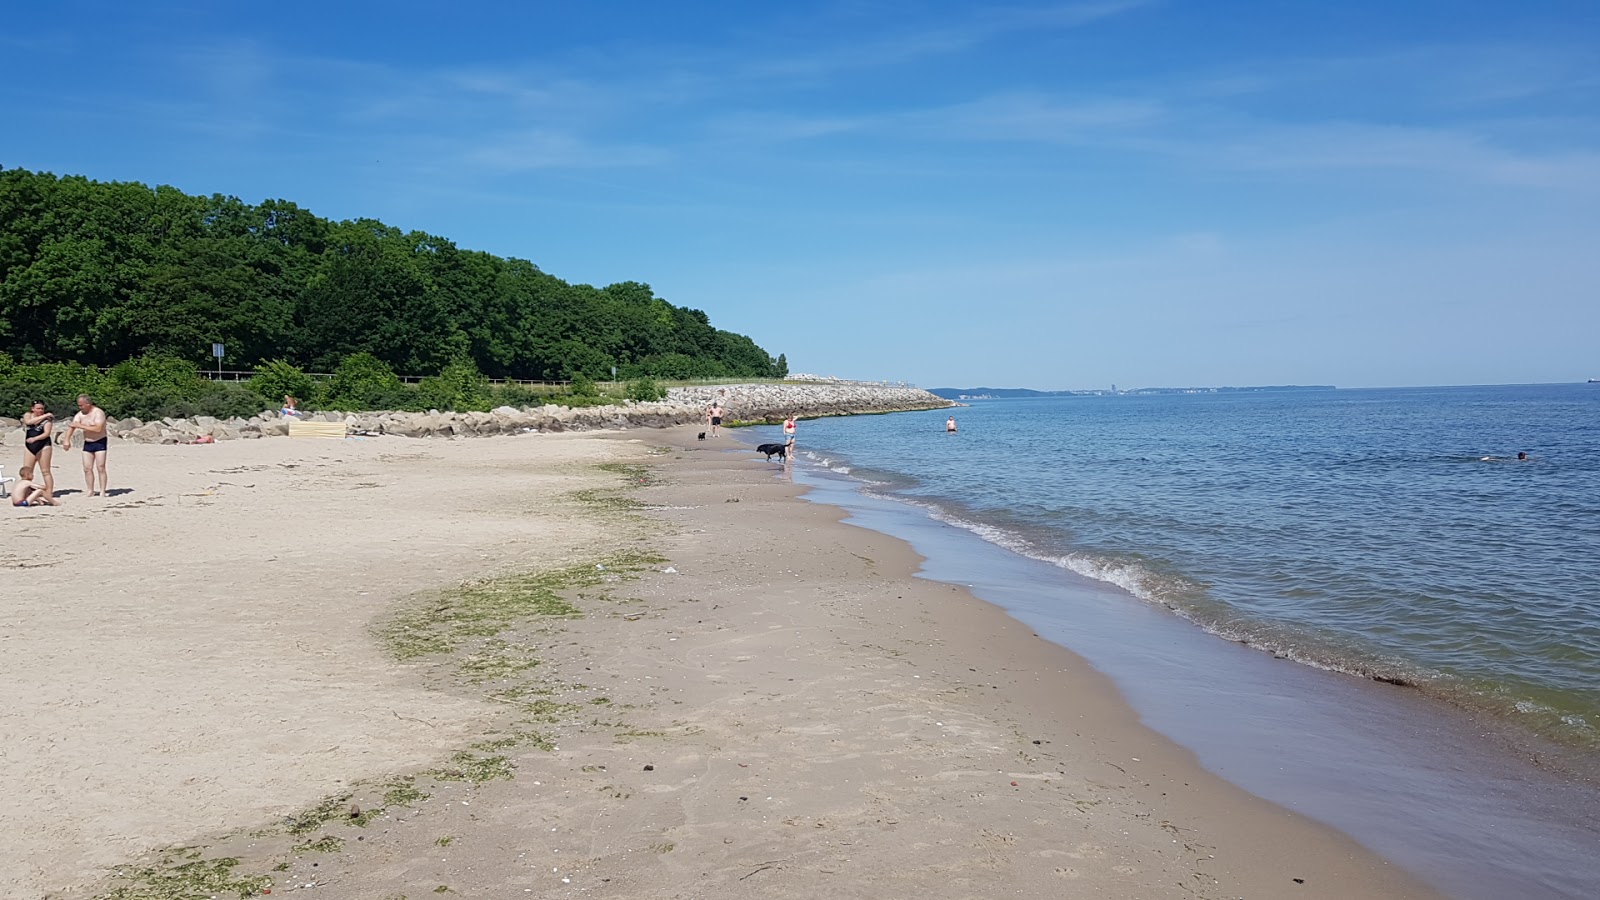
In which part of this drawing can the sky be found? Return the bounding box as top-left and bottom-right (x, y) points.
(3, 1), (1598, 389)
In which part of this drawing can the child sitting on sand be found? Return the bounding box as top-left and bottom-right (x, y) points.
(10, 478), (59, 507)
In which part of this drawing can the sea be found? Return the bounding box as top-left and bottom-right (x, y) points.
(749, 383), (1600, 900)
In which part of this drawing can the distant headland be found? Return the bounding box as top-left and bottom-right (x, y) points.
(928, 385), (1337, 400)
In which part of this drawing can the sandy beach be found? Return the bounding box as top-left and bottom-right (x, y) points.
(3, 426), (1441, 899)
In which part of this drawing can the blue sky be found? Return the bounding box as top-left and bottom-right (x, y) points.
(3, 1), (1598, 389)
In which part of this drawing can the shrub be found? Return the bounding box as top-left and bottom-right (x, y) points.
(326, 352), (409, 411)
(625, 377), (666, 402)
(416, 358), (491, 412)
(121, 385), (263, 421)
(0, 359), (104, 417)
(568, 372), (598, 398)
(248, 360), (319, 409)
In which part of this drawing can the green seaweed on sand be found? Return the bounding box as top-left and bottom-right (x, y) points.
(97, 853), (273, 900)
(382, 776), (429, 807)
(596, 461), (663, 486)
(572, 461), (666, 516)
(430, 750), (514, 783)
(379, 552), (665, 663)
(284, 793), (357, 836)
(294, 835), (344, 854)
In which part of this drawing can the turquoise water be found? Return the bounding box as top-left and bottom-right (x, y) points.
(775, 384), (1600, 752)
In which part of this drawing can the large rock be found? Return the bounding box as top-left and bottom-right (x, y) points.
(50, 383), (950, 445)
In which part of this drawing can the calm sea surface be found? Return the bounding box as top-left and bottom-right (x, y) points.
(776, 384), (1600, 751)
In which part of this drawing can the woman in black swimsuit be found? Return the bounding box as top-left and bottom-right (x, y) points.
(20, 401), (54, 500)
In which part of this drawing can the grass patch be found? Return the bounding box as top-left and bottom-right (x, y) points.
(98, 854), (272, 900)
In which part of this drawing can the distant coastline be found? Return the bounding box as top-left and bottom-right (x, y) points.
(928, 384), (1336, 400)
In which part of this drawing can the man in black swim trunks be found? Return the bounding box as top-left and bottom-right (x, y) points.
(60, 394), (110, 496)
(707, 402), (725, 438)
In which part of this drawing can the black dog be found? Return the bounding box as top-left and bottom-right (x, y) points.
(756, 442), (788, 462)
(697, 432), (706, 440)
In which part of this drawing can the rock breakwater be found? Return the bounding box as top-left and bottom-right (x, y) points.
(0, 383), (951, 446)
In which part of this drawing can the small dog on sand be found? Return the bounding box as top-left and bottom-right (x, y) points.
(756, 442), (788, 462)
(697, 432), (706, 440)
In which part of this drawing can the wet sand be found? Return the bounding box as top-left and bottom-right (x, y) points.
(4, 426), (1440, 898)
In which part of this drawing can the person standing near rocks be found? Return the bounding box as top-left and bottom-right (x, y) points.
(707, 401), (725, 438)
(59, 394), (110, 496)
(21, 401), (55, 500)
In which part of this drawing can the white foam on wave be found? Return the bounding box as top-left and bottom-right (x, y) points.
(870, 491), (1183, 606)
(859, 488), (1430, 684)
(851, 471), (1596, 745)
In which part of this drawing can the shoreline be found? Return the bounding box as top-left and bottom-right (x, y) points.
(8, 423), (1440, 898)
(774, 424), (1600, 900)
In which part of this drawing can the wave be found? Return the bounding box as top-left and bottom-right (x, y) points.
(831, 484), (1600, 756)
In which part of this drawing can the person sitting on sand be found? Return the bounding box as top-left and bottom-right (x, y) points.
(946, 416), (958, 433)
(20, 401), (55, 501)
(10, 478), (60, 507)
(58, 394), (109, 497)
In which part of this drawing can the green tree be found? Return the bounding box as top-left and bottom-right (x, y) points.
(0, 166), (782, 381)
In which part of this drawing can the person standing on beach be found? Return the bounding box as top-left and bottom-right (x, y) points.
(20, 401), (55, 500)
(59, 394), (110, 496)
(707, 401), (725, 437)
(783, 415), (797, 453)
(946, 416), (958, 433)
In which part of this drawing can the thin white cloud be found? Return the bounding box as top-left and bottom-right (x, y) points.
(464, 130), (667, 172)
(742, 0), (1150, 79)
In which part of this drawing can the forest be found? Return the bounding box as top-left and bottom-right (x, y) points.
(0, 167), (785, 382)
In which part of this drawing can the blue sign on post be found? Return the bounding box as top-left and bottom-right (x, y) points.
(212, 343), (225, 358)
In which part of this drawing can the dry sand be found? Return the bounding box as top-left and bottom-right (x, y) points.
(1, 432), (630, 897)
(3, 426), (1444, 899)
